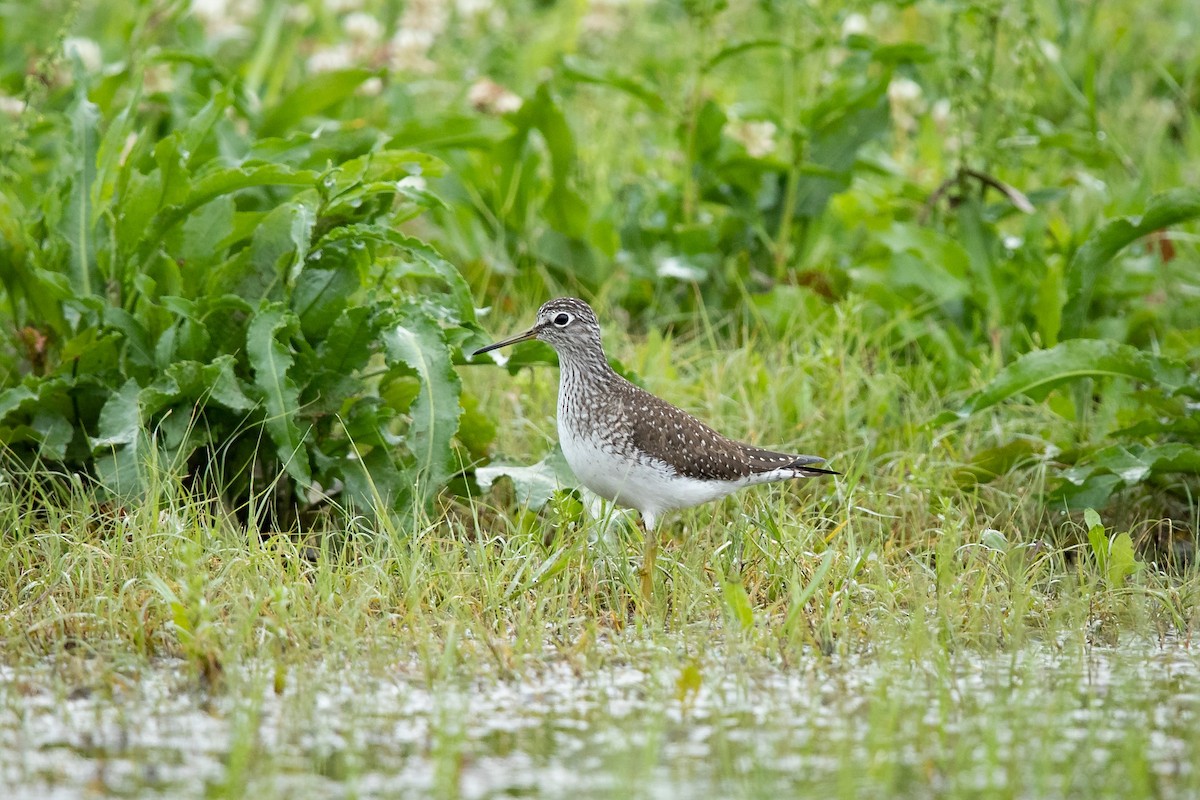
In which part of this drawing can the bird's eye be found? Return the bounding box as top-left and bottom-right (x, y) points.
(553, 313), (572, 327)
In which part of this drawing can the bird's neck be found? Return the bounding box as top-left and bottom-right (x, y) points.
(557, 347), (617, 404)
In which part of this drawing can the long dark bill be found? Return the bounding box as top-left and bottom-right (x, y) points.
(472, 326), (539, 356)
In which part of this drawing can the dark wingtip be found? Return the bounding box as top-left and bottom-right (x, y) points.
(798, 466), (840, 477)
(790, 456), (839, 476)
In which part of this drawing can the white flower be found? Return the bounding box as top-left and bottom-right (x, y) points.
(189, 0), (245, 39)
(285, 4), (314, 25)
(63, 37), (102, 71)
(725, 119), (777, 158)
(190, 0), (228, 22)
(0, 94), (26, 116)
(931, 98), (952, 131)
(888, 76), (922, 104)
(388, 28), (436, 73)
(324, 0), (362, 12)
(456, 0), (493, 16)
(400, 0), (450, 36)
(581, 0), (627, 36)
(307, 43), (355, 74)
(357, 76), (384, 96)
(343, 11), (382, 43)
(841, 13), (869, 37)
(468, 78), (522, 115)
(656, 255), (705, 282)
(888, 76), (924, 132)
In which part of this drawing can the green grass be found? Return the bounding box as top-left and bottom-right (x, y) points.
(3, 292), (1198, 796)
(2, 0), (1200, 796)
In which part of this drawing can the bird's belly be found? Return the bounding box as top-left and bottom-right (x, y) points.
(559, 429), (738, 515)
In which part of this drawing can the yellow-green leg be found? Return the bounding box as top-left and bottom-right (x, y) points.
(639, 519), (658, 607)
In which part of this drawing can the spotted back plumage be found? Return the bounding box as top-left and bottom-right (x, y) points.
(531, 298), (834, 481)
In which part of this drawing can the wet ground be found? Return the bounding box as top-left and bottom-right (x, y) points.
(2, 637), (1198, 798)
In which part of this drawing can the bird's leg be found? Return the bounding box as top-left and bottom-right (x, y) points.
(638, 516), (658, 608)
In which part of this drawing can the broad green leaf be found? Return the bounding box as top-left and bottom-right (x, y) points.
(62, 81), (100, 296)
(330, 149), (446, 195)
(179, 293), (254, 357)
(382, 314), (462, 500)
(1051, 474), (1124, 510)
(305, 307), (382, 413)
(337, 396), (400, 450)
(101, 307), (156, 370)
(140, 357), (255, 415)
(879, 223), (970, 302)
(1085, 508), (1107, 575)
(1060, 443), (1200, 495)
(292, 263), (358, 339)
(1107, 531), (1143, 586)
(959, 339), (1200, 417)
(506, 84), (588, 237)
(1035, 258), (1064, 347)
(316, 225), (474, 322)
(560, 56), (666, 112)
(95, 446), (143, 500)
(154, 89), (232, 210)
(954, 437), (1049, 486)
(957, 199), (1000, 327)
(794, 77), (889, 218)
(247, 304), (311, 486)
(116, 167), (165, 260)
(259, 68), (374, 137)
(338, 446), (407, 517)
(142, 164), (320, 255)
(721, 579), (755, 632)
(703, 37), (804, 73)
(0, 385), (37, 422)
(1062, 188), (1200, 338)
(475, 448), (573, 509)
(94, 96), (138, 214)
(0, 192), (69, 331)
(91, 378), (142, 449)
(179, 196), (236, 267)
(691, 98), (727, 162)
(202, 355), (257, 412)
(248, 128), (385, 168)
(31, 412), (74, 460)
(980, 529), (1010, 552)
(208, 202), (315, 302)
(456, 391), (497, 461)
(314, 305), (380, 375)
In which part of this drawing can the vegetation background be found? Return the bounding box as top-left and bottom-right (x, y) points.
(0, 0), (1198, 797)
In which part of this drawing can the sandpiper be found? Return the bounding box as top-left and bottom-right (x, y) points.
(473, 297), (837, 597)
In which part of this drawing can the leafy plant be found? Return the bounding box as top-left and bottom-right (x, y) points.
(1084, 509), (1144, 587)
(948, 190), (1200, 512)
(0, 53), (484, 525)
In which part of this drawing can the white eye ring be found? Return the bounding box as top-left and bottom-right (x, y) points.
(552, 312), (573, 327)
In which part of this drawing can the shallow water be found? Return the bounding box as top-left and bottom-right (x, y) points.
(2, 637), (1198, 798)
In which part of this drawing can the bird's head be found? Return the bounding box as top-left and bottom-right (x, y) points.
(473, 297), (603, 360)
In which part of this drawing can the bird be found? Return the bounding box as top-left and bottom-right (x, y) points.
(473, 297), (837, 600)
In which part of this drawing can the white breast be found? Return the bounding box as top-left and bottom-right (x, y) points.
(557, 421), (743, 530)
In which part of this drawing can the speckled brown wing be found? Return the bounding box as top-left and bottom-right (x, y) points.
(621, 382), (834, 481)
